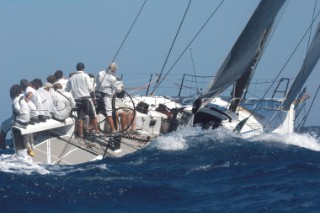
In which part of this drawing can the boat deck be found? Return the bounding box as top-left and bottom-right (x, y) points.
(32, 133), (150, 165)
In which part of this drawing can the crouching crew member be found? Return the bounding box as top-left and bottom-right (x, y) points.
(51, 83), (76, 121)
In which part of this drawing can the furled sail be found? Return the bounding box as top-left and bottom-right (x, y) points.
(282, 22), (320, 111)
(203, 0), (286, 101)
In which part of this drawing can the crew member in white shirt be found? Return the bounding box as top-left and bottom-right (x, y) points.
(1, 84), (35, 156)
(96, 62), (124, 133)
(51, 83), (76, 121)
(20, 79), (40, 124)
(54, 70), (68, 90)
(65, 62), (100, 138)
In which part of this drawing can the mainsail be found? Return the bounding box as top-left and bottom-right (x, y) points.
(202, 0), (286, 101)
(282, 22), (320, 111)
(228, 24), (272, 112)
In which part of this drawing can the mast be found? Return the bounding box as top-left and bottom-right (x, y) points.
(228, 24), (272, 112)
(282, 22), (320, 111)
(228, 56), (258, 112)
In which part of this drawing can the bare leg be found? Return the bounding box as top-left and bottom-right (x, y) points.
(84, 115), (90, 133)
(24, 134), (35, 157)
(107, 116), (116, 133)
(90, 117), (100, 133)
(127, 111), (136, 131)
(119, 112), (127, 131)
(77, 119), (84, 137)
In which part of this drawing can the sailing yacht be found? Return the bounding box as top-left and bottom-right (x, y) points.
(178, 0), (320, 138)
(9, 0), (320, 165)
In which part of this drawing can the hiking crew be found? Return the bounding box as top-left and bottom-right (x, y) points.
(51, 83), (76, 121)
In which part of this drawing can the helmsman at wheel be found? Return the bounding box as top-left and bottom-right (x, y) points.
(96, 62), (123, 133)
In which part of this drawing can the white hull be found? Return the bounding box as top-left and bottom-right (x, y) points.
(11, 96), (180, 165)
(11, 94), (296, 165)
(191, 96), (295, 138)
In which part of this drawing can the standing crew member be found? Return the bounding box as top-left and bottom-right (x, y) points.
(96, 62), (124, 133)
(65, 62), (100, 138)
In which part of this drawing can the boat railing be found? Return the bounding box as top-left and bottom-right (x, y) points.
(122, 73), (213, 98)
(122, 73), (296, 105)
(243, 77), (294, 100)
(271, 78), (290, 99)
(241, 98), (283, 112)
(295, 85), (320, 130)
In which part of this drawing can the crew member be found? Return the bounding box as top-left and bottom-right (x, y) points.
(51, 83), (76, 121)
(20, 79), (40, 124)
(114, 77), (138, 134)
(96, 62), (124, 133)
(65, 62), (100, 138)
(32, 78), (53, 119)
(54, 70), (68, 90)
(10, 84), (34, 156)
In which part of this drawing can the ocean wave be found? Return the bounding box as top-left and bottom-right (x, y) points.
(250, 132), (320, 151)
(152, 126), (237, 151)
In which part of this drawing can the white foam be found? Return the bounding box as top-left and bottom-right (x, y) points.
(0, 150), (111, 176)
(0, 150), (50, 175)
(153, 126), (237, 151)
(154, 133), (188, 151)
(187, 161), (231, 174)
(153, 126), (200, 151)
(251, 132), (320, 151)
(205, 127), (236, 141)
(187, 165), (211, 174)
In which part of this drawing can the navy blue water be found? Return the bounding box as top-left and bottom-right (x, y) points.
(1, 126), (320, 212)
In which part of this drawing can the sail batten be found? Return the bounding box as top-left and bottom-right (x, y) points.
(282, 22), (320, 111)
(203, 0), (286, 101)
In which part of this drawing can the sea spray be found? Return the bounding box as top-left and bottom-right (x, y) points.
(0, 150), (49, 175)
(251, 132), (320, 151)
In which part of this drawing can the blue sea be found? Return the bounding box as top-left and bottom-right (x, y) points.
(1, 126), (320, 212)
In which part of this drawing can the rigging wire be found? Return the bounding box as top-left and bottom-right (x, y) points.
(264, 1), (289, 48)
(189, 48), (199, 94)
(128, 77), (158, 94)
(270, 7), (320, 101)
(150, 0), (192, 95)
(299, 85), (320, 128)
(306, 0), (318, 51)
(151, 0), (225, 95)
(296, 0), (318, 105)
(110, 0), (147, 64)
(96, 0), (147, 92)
(257, 7), (320, 104)
(238, 6), (320, 132)
(244, 0), (289, 96)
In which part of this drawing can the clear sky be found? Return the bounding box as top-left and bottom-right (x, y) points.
(1, 0), (320, 126)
